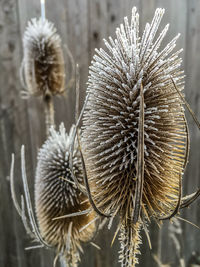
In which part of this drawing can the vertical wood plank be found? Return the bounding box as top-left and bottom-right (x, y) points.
(182, 0), (200, 265)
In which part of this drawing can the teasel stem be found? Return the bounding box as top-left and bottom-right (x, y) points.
(40, 0), (46, 22)
(119, 221), (142, 267)
(44, 92), (55, 136)
(75, 64), (80, 123)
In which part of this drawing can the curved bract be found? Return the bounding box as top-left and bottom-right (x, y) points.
(82, 7), (187, 266)
(35, 123), (96, 266)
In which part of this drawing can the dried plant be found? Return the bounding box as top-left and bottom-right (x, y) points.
(35, 123), (96, 266)
(81, 7), (198, 266)
(20, 13), (75, 135)
(10, 124), (97, 267)
(10, 3), (200, 266)
(10, 61), (98, 266)
(11, 1), (97, 266)
(21, 18), (66, 133)
(21, 18), (65, 97)
(11, 14), (97, 262)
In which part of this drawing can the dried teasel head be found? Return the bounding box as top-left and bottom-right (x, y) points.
(35, 123), (96, 266)
(82, 7), (188, 266)
(21, 18), (65, 97)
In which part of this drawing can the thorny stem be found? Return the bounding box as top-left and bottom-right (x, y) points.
(44, 93), (55, 136)
(75, 64), (80, 123)
(119, 221), (142, 267)
(40, 0), (46, 22)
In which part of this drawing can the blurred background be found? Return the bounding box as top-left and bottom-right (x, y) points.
(0, 0), (200, 266)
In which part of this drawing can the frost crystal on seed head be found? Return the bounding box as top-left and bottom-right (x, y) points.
(35, 123), (81, 209)
(22, 18), (65, 96)
(82, 7), (187, 266)
(35, 123), (95, 266)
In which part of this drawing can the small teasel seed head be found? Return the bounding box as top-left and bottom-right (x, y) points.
(22, 18), (65, 96)
(35, 123), (96, 264)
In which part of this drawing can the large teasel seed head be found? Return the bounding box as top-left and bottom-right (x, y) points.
(22, 18), (65, 97)
(35, 123), (96, 265)
(82, 7), (187, 266)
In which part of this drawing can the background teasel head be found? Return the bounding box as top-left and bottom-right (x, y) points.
(21, 18), (65, 97)
(35, 123), (96, 266)
(82, 7), (188, 266)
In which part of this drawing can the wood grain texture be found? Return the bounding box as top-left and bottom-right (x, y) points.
(0, 0), (199, 266)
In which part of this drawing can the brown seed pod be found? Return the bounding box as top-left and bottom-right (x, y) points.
(35, 123), (96, 266)
(22, 18), (65, 97)
(82, 7), (188, 266)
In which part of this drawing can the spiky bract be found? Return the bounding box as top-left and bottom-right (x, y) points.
(82, 7), (187, 266)
(35, 123), (95, 265)
(23, 18), (65, 96)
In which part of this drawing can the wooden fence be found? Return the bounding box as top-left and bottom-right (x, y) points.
(0, 0), (200, 266)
